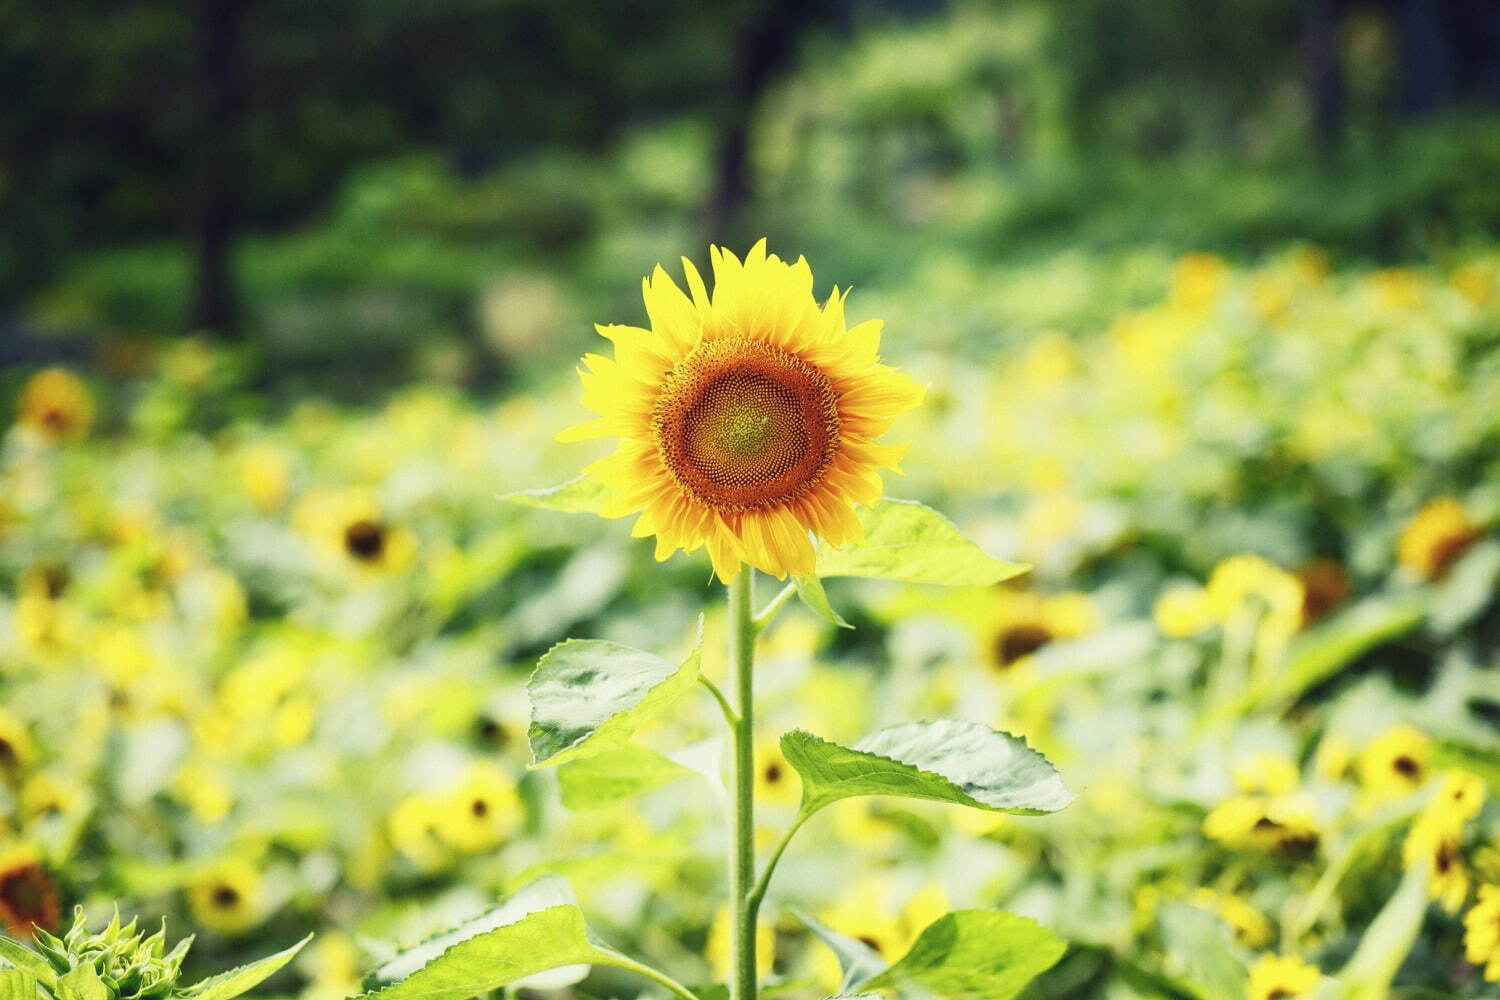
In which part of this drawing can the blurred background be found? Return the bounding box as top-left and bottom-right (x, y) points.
(3, 1), (1500, 998)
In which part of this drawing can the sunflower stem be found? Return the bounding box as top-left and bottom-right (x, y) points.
(727, 568), (758, 1000)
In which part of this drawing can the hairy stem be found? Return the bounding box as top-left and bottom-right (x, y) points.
(727, 569), (758, 1000)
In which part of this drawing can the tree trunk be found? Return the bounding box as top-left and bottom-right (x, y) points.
(191, 0), (247, 335)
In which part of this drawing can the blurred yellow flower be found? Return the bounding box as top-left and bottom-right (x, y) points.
(236, 442), (292, 513)
(1295, 559), (1349, 625)
(1233, 752), (1299, 797)
(20, 771), (88, 824)
(187, 858), (265, 935)
(1464, 884), (1500, 982)
(1397, 497), (1481, 580)
(980, 590), (1096, 674)
(389, 795), (447, 871)
(1403, 812), (1469, 913)
(1246, 954), (1320, 1000)
(1190, 888), (1271, 949)
(1203, 794), (1318, 855)
(16, 368), (94, 443)
(1357, 724), (1430, 800)
(560, 240), (923, 581)
(1153, 583), (1214, 638)
(0, 709), (33, 778)
(1170, 253), (1228, 311)
(753, 738), (800, 808)
(432, 764), (522, 853)
(0, 845), (60, 938)
(294, 488), (417, 576)
(814, 880), (947, 990)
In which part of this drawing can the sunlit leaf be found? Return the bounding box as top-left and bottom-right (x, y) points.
(501, 476), (612, 514)
(815, 499), (1029, 586)
(0, 939), (55, 989)
(56, 966), (107, 1000)
(795, 575), (852, 629)
(1158, 902), (1246, 1000)
(528, 620), (704, 767)
(860, 910), (1066, 1000)
(182, 936), (312, 1000)
(781, 720), (1075, 817)
(557, 744), (689, 809)
(0, 969), (36, 1000)
(1339, 864), (1430, 999)
(791, 908), (887, 993)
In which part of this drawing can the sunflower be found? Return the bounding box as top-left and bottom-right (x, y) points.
(0, 709), (32, 779)
(1245, 954), (1320, 1000)
(980, 590), (1096, 673)
(1465, 884), (1500, 983)
(431, 764), (522, 853)
(0, 845), (61, 937)
(186, 858), (265, 934)
(561, 241), (924, 581)
(16, 368), (94, 443)
(1403, 813), (1469, 913)
(1357, 724), (1431, 800)
(753, 737), (800, 808)
(1397, 497), (1482, 580)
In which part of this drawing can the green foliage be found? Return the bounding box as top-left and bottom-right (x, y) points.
(814, 500), (1030, 586)
(501, 476), (613, 515)
(781, 721), (1075, 817)
(527, 624), (705, 767)
(556, 744), (690, 809)
(860, 911), (1067, 1000)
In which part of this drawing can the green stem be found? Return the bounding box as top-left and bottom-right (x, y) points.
(700, 675), (739, 728)
(727, 569), (758, 1000)
(745, 811), (812, 923)
(752, 581), (797, 632)
(606, 954), (704, 1000)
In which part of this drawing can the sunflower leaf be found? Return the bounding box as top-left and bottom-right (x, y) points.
(55, 967), (107, 1000)
(794, 575), (853, 629)
(815, 499), (1029, 586)
(1157, 903), (1246, 1000)
(781, 720), (1074, 818)
(356, 876), (632, 1000)
(179, 936), (312, 1000)
(557, 743), (690, 809)
(859, 910), (1066, 1000)
(528, 620), (704, 768)
(0, 969), (37, 1000)
(0, 939), (55, 990)
(790, 908), (888, 993)
(501, 476), (612, 515)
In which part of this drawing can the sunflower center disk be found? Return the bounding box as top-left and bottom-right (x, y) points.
(654, 337), (840, 511)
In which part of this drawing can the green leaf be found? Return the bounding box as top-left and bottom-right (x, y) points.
(181, 935), (312, 1000)
(782, 720), (1075, 818)
(527, 620), (704, 768)
(791, 909), (887, 994)
(1339, 864), (1430, 999)
(860, 910), (1066, 1000)
(1158, 902), (1247, 1000)
(1433, 739), (1500, 789)
(794, 575), (853, 629)
(359, 875), (670, 1000)
(55, 966), (107, 1000)
(557, 744), (690, 809)
(501, 476), (612, 514)
(814, 499), (1030, 586)
(0, 939), (56, 990)
(0, 969), (36, 1000)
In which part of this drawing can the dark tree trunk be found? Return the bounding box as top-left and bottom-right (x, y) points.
(1396, 0), (1451, 117)
(706, 0), (809, 246)
(191, 0), (247, 335)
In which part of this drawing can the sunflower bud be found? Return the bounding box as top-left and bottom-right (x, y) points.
(28, 908), (193, 1000)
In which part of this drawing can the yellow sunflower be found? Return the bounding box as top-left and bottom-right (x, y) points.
(1245, 954), (1320, 1000)
(0, 845), (61, 938)
(561, 241), (924, 581)
(16, 368), (94, 443)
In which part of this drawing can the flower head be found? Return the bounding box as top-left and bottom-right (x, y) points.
(0, 845), (61, 937)
(17, 368), (94, 443)
(1358, 724), (1431, 800)
(1465, 884), (1500, 982)
(186, 858), (265, 935)
(562, 241), (924, 580)
(1246, 954), (1320, 1000)
(1398, 497), (1481, 580)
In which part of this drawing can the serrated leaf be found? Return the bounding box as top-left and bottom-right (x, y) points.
(369, 877), (587, 989)
(357, 876), (665, 1000)
(1158, 903), (1246, 1000)
(181, 935), (311, 1000)
(557, 744), (689, 809)
(860, 910), (1066, 1000)
(815, 500), (1029, 586)
(795, 575), (852, 629)
(0, 969), (36, 1000)
(528, 620), (704, 768)
(791, 908), (887, 993)
(0, 939), (55, 989)
(782, 720), (1074, 818)
(501, 476), (612, 514)
(55, 966), (107, 1000)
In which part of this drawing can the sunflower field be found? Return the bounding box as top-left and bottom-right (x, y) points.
(3, 3), (1500, 1000)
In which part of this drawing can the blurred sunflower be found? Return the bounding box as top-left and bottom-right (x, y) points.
(16, 368), (94, 443)
(0, 845), (61, 937)
(186, 858), (265, 935)
(1397, 497), (1482, 580)
(813, 881), (947, 989)
(1357, 724), (1431, 800)
(1203, 794), (1318, 855)
(1189, 888), (1271, 949)
(560, 240), (924, 581)
(1403, 814), (1469, 913)
(753, 737), (800, 808)
(0, 709), (32, 779)
(706, 903), (775, 980)
(979, 590), (1096, 674)
(294, 489), (416, 576)
(235, 442), (292, 513)
(1295, 559), (1350, 625)
(1246, 954), (1320, 1000)
(1465, 884), (1500, 982)
(432, 764), (522, 853)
